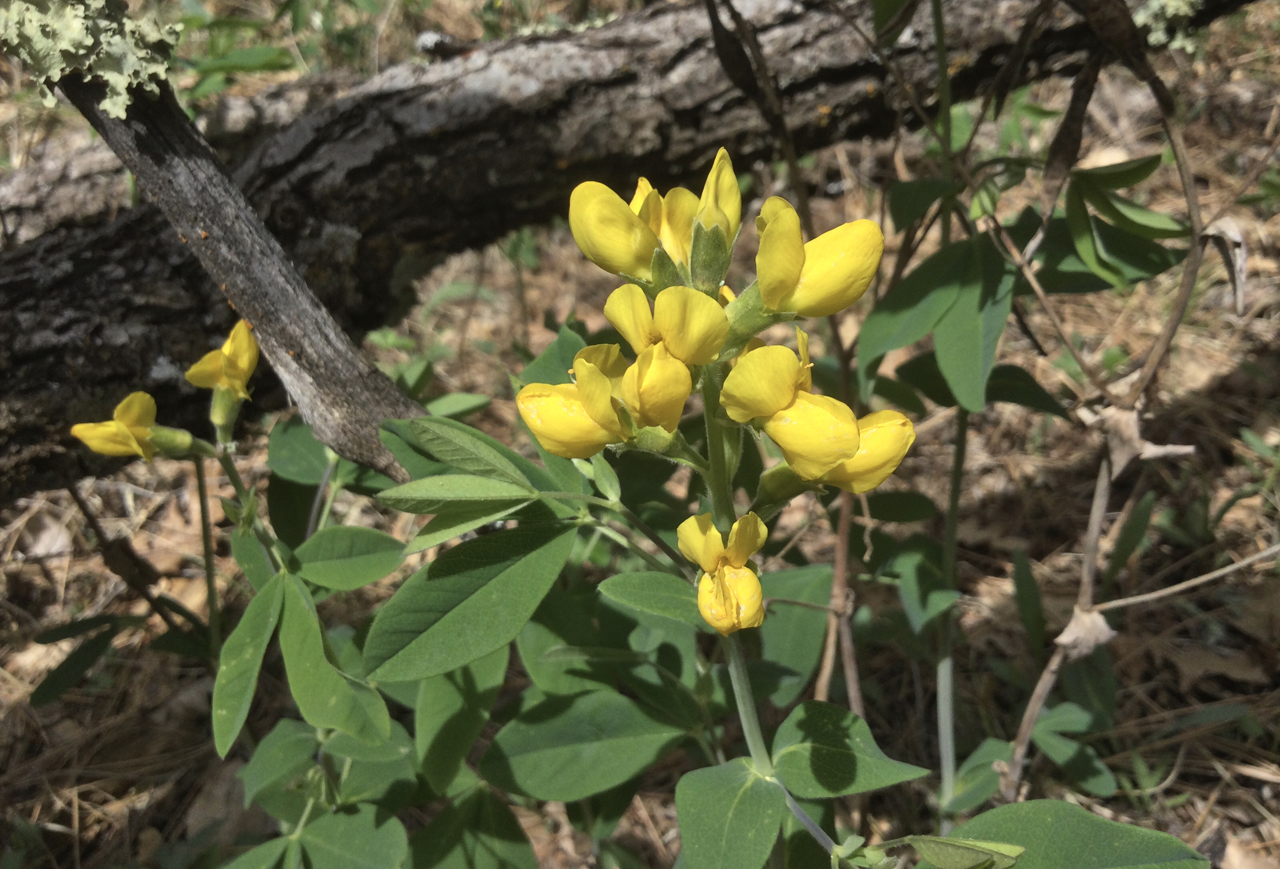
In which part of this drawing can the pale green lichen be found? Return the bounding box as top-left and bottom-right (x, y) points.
(0, 0), (180, 119)
(1133, 0), (1204, 52)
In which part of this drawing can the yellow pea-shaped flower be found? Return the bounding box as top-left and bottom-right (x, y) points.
(698, 565), (764, 635)
(820, 411), (916, 493)
(696, 148), (742, 239)
(762, 391), (861, 480)
(679, 511), (768, 635)
(570, 182), (662, 280)
(632, 179), (700, 269)
(517, 356), (626, 459)
(620, 343), (691, 432)
(185, 320), (259, 399)
(71, 392), (159, 460)
(756, 198), (885, 317)
(720, 344), (804, 423)
(605, 284), (728, 366)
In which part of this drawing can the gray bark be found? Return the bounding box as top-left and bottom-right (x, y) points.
(0, 0), (1251, 502)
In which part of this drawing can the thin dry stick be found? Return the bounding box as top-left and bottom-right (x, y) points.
(815, 490), (856, 705)
(1001, 455), (1110, 800)
(1094, 541), (1280, 613)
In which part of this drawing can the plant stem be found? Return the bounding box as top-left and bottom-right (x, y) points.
(194, 458), (221, 659)
(784, 791), (835, 854)
(701, 363), (738, 531)
(306, 453), (340, 539)
(937, 407), (967, 816)
(723, 633), (773, 775)
(217, 450), (284, 573)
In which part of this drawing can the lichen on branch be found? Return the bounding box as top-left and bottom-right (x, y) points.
(0, 0), (179, 119)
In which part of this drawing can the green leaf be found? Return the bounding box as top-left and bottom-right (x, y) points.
(518, 326), (586, 387)
(938, 800), (1207, 869)
(872, 376), (928, 415)
(294, 527), (403, 591)
(674, 758), (787, 869)
(1011, 552), (1046, 657)
(378, 475), (536, 514)
(1073, 155), (1161, 189)
(268, 416), (332, 485)
(1104, 491), (1156, 585)
(213, 575), (285, 756)
(1083, 187), (1188, 239)
(409, 417), (528, 484)
(986, 365), (1069, 418)
(406, 500), (533, 553)
(415, 644), (509, 793)
(408, 787), (537, 869)
(297, 804), (408, 869)
(590, 453), (622, 502)
(597, 572), (706, 631)
(426, 393), (492, 419)
(944, 738), (1012, 813)
(771, 701), (928, 798)
(325, 719), (415, 764)
(896, 352), (957, 408)
(886, 536), (956, 635)
(1027, 213), (1184, 294)
(1066, 181), (1126, 287)
(30, 627), (117, 707)
(1034, 701), (1094, 735)
(220, 837), (290, 869)
(910, 836), (1024, 869)
(363, 524), (575, 681)
(932, 237), (1015, 412)
(858, 241), (977, 395)
(780, 797), (834, 869)
(238, 718), (318, 807)
(279, 575), (391, 743)
(1029, 727), (1116, 796)
(889, 178), (956, 228)
(195, 45), (293, 75)
(380, 420), (450, 481)
(480, 691), (684, 801)
(231, 532), (276, 592)
(518, 586), (619, 696)
(267, 476), (316, 550)
(758, 566), (832, 706)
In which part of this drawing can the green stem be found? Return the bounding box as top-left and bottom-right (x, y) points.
(723, 634), (773, 775)
(701, 363), (738, 531)
(550, 492), (689, 576)
(938, 408), (967, 816)
(194, 458), (221, 659)
(592, 523), (675, 576)
(930, 0), (953, 247)
(217, 450), (284, 573)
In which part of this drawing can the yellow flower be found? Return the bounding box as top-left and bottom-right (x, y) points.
(570, 182), (661, 280)
(696, 148), (742, 239)
(517, 353), (626, 459)
(631, 179), (700, 269)
(756, 197), (885, 317)
(621, 343), (691, 432)
(185, 320), (259, 400)
(721, 328), (860, 480)
(678, 512), (767, 635)
(71, 392), (158, 460)
(820, 411), (916, 493)
(604, 284), (729, 366)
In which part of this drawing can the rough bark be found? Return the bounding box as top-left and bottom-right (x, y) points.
(0, 0), (1252, 503)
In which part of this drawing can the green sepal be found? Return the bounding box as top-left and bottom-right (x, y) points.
(721, 281), (796, 360)
(647, 246), (688, 295)
(690, 220), (733, 294)
(751, 463), (824, 521)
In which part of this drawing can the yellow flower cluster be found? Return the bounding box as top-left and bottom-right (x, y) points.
(519, 148), (915, 634)
(71, 321), (259, 459)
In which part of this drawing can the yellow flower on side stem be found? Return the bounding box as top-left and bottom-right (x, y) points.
(517, 351), (628, 459)
(678, 512), (767, 635)
(695, 148), (742, 240)
(71, 392), (159, 460)
(820, 411), (916, 493)
(185, 320), (259, 399)
(631, 179), (700, 269)
(570, 182), (662, 280)
(721, 328), (861, 480)
(756, 197), (884, 317)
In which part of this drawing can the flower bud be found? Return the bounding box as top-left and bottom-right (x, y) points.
(570, 182), (661, 280)
(820, 411), (916, 493)
(698, 565), (764, 635)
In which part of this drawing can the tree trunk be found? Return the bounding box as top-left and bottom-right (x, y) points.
(0, 0), (1251, 502)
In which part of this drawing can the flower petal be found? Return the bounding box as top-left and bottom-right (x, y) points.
(575, 344), (628, 389)
(784, 220), (884, 317)
(517, 381), (620, 459)
(71, 420), (150, 458)
(574, 357), (626, 435)
(569, 182), (661, 280)
(678, 513), (725, 575)
(763, 392), (861, 479)
(113, 391), (157, 428)
(185, 349), (225, 390)
(660, 187), (699, 268)
(796, 327), (812, 393)
(653, 285), (729, 365)
(698, 571), (736, 635)
(756, 199), (805, 310)
(722, 565), (764, 630)
(820, 410), (916, 493)
(620, 343), (691, 432)
(603, 283), (657, 357)
(699, 148), (741, 240)
(222, 320), (259, 399)
(720, 345), (802, 423)
(724, 512), (766, 567)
